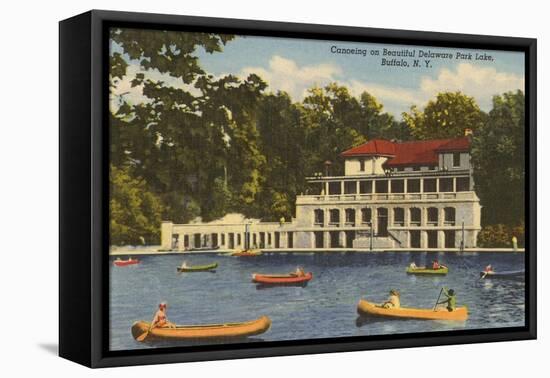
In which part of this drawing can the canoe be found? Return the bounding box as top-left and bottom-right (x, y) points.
(252, 272), (312, 285)
(479, 270), (524, 279)
(131, 316), (271, 341)
(177, 263), (218, 272)
(357, 299), (468, 321)
(231, 249), (262, 256)
(406, 266), (448, 275)
(113, 259), (140, 266)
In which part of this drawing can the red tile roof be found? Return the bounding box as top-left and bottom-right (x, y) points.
(340, 137), (470, 167)
(340, 139), (396, 157)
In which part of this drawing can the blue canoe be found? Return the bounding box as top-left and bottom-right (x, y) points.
(479, 270), (524, 279)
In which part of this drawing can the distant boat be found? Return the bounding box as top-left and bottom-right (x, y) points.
(187, 246), (220, 252)
(113, 258), (140, 267)
(252, 272), (312, 285)
(406, 266), (448, 275)
(357, 299), (468, 321)
(479, 270), (524, 279)
(177, 263), (218, 272)
(131, 316), (271, 341)
(231, 249), (261, 257)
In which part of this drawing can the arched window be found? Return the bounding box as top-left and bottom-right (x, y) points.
(427, 207), (439, 225)
(394, 207), (405, 226)
(410, 208), (421, 226)
(444, 207), (456, 226)
(329, 209), (340, 225)
(361, 208), (372, 224)
(314, 209), (324, 226)
(345, 208), (356, 225)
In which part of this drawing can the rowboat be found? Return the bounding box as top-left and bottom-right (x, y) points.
(406, 266), (448, 275)
(231, 249), (262, 257)
(177, 263), (218, 272)
(357, 299), (468, 321)
(479, 270), (524, 279)
(131, 316), (271, 341)
(113, 258), (140, 267)
(252, 272), (312, 285)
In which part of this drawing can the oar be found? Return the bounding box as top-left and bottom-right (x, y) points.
(136, 325), (153, 342)
(479, 271), (488, 280)
(433, 288), (444, 311)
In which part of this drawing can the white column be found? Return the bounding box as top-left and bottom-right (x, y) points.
(438, 230), (446, 249)
(421, 231), (428, 249)
(339, 231), (346, 247)
(421, 208), (427, 227)
(160, 222), (173, 250)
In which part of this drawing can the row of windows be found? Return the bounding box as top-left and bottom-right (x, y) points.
(314, 207), (456, 226)
(326, 177), (470, 195)
(358, 153), (462, 172)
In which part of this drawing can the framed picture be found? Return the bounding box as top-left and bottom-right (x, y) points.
(59, 10), (536, 368)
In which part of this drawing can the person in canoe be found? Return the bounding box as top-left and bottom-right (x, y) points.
(409, 261), (418, 269)
(432, 259), (441, 270)
(180, 260), (188, 270)
(379, 289), (400, 309)
(149, 302), (176, 330)
(483, 264), (494, 273)
(437, 287), (457, 312)
(293, 267), (306, 277)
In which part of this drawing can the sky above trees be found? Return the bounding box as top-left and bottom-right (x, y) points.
(110, 35), (524, 117)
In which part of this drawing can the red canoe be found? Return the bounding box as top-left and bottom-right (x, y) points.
(252, 272), (312, 285)
(113, 258), (140, 266)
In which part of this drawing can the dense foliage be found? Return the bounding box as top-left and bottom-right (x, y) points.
(109, 30), (525, 247)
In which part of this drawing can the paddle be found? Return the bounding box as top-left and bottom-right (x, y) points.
(433, 288), (444, 311)
(479, 271), (488, 280)
(136, 325), (153, 342)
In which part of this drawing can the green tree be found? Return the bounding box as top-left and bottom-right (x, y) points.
(110, 165), (164, 245)
(301, 84), (367, 176)
(472, 90), (525, 226)
(255, 92), (307, 220)
(356, 92), (411, 141)
(403, 92), (485, 140)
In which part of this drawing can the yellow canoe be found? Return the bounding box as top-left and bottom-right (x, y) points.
(132, 316), (271, 341)
(406, 266), (448, 275)
(357, 299), (468, 321)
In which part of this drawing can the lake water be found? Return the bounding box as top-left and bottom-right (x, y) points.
(109, 251), (525, 351)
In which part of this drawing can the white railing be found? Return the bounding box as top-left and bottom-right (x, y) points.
(296, 191), (477, 204)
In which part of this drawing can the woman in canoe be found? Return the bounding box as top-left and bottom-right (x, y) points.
(149, 302), (176, 330)
(437, 288), (457, 312)
(380, 289), (400, 309)
(293, 267), (306, 277)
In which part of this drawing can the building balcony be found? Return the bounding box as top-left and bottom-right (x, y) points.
(296, 191), (478, 205)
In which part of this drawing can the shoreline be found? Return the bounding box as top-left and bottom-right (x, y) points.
(109, 247), (525, 256)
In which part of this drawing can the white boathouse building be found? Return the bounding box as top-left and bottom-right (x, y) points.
(161, 134), (481, 250)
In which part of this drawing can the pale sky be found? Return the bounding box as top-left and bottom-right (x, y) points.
(111, 32), (525, 118)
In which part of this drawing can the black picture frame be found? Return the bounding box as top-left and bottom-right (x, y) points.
(59, 9), (537, 368)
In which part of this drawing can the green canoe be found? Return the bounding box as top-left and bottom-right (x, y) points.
(177, 263), (218, 272)
(406, 266), (448, 275)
